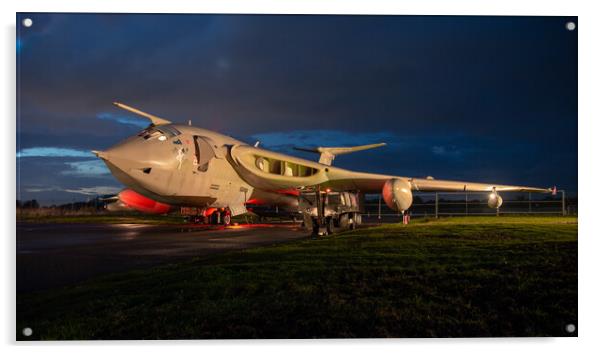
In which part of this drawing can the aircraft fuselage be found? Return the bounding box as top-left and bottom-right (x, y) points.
(97, 124), (303, 215)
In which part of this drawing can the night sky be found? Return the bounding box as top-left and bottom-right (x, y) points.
(16, 14), (577, 205)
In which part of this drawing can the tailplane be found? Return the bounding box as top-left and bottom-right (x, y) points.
(294, 143), (386, 165)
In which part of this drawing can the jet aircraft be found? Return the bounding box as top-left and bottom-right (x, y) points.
(95, 102), (553, 231)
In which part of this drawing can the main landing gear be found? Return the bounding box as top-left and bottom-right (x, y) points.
(186, 208), (231, 226)
(309, 186), (363, 237)
(310, 212), (363, 237)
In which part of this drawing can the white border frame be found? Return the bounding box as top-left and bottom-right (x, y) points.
(3, 1), (598, 353)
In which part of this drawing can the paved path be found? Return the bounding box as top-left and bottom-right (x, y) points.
(17, 222), (308, 292)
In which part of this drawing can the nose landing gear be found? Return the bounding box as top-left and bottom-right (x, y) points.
(182, 207), (232, 226)
(209, 209), (232, 226)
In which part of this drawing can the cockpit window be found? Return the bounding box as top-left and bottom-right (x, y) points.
(137, 128), (162, 140)
(159, 126), (181, 138)
(137, 126), (181, 141)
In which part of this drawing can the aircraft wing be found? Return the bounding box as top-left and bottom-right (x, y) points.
(323, 167), (553, 194)
(408, 178), (552, 193)
(229, 144), (553, 194)
(323, 169), (552, 194)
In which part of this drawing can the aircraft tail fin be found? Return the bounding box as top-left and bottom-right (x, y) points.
(113, 102), (172, 126)
(294, 142), (386, 165)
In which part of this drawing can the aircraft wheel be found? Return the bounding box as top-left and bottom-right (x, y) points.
(302, 213), (313, 232)
(210, 211), (220, 225)
(326, 217), (336, 235)
(348, 213), (356, 230)
(223, 213), (231, 226)
(311, 221), (320, 237)
(339, 213), (350, 230)
(353, 212), (362, 226)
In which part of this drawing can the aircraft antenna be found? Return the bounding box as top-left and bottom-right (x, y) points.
(113, 102), (172, 126)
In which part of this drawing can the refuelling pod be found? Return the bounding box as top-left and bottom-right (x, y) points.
(487, 193), (503, 209)
(382, 178), (413, 212)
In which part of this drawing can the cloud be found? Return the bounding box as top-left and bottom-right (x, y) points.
(63, 186), (122, 196)
(96, 112), (148, 128)
(431, 145), (463, 159)
(15, 14), (578, 200)
(24, 186), (60, 193)
(62, 160), (110, 177)
(17, 147), (93, 158)
(24, 185), (121, 196)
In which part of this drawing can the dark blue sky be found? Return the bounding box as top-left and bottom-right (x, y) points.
(16, 14), (577, 204)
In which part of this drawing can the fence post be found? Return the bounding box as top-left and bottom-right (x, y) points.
(465, 191), (468, 215)
(562, 190), (566, 216)
(378, 195), (382, 222)
(528, 192), (532, 214)
(435, 192), (439, 219)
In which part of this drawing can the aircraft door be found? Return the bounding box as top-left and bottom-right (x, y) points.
(184, 136), (216, 197)
(171, 135), (214, 198)
(193, 136), (215, 172)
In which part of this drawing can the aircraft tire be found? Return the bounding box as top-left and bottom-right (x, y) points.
(223, 214), (231, 226)
(210, 211), (220, 225)
(311, 221), (320, 237)
(353, 212), (362, 226)
(339, 213), (350, 230)
(326, 217), (336, 235)
(349, 213), (357, 230)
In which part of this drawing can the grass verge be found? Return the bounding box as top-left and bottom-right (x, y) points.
(17, 216), (577, 339)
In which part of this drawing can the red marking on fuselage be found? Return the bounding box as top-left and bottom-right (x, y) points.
(203, 207), (217, 216)
(119, 189), (171, 214)
(245, 198), (267, 205)
(276, 189), (300, 197)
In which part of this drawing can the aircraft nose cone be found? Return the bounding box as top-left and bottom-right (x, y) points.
(93, 148), (127, 168)
(96, 141), (153, 189)
(96, 134), (181, 197)
(102, 144), (141, 170)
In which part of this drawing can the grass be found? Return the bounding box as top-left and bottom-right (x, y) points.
(16, 216), (577, 339)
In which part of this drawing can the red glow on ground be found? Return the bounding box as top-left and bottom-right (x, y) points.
(175, 223), (299, 231)
(224, 223), (290, 229)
